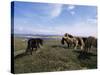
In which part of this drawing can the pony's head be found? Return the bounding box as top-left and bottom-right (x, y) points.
(61, 37), (65, 45)
(38, 38), (43, 46)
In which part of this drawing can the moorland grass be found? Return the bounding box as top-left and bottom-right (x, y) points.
(14, 37), (97, 74)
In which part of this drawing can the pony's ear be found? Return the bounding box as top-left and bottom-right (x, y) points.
(61, 37), (65, 45)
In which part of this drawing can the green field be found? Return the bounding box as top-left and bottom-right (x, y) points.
(14, 37), (97, 74)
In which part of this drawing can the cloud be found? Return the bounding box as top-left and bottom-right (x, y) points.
(87, 18), (97, 24)
(67, 5), (76, 15)
(67, 5), (75, 10)
(15, 19), (97, 37)
(44, 19), (97, 37)
(14, 3), (97, 37)
(48, 4), (63, 19)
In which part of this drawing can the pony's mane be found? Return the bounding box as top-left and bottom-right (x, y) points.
(64, 33), (73, 38)
(68, 34), (73, 38)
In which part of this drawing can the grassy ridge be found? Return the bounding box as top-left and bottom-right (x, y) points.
(14, 37), (97, 74)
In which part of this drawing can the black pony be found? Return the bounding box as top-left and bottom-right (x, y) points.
(25, 38), (43, 55)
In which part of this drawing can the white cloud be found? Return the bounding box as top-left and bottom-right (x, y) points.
(87, 18), (97, 24)
(67, 5), (76, 15)
(15, 16), (97, 37)
(45, 5), (76, 17)
(48, 20), (97, 37)
(67, 5), (75, 10)
(49, 4), (63, 19)
(15, 21), (97, 37)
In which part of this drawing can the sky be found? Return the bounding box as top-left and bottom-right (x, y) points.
(12, 1), (97, 37)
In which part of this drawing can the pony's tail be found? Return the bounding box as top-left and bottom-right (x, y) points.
(61, 37), (65, 45)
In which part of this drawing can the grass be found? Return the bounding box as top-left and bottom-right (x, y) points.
(14, 37), (27, 51)
(14, 37), (97, 74)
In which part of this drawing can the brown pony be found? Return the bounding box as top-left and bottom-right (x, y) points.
(84, 36), (97, 52)
(61, 33), (85, 50)
(61, 37), (75, 48)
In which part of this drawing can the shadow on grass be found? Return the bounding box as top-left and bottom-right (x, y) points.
(14, 52), (27, 59)
(73, 50), (97, 60)
(73, 50), (97, 69)
(14, 51), (35, 59)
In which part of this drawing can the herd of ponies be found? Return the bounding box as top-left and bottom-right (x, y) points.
(25, 33), (97, 55)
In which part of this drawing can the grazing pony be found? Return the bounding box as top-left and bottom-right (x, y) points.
(84, 36), (97, 52)
(25, 38), (43, 55)
(61, 33), (85, 50)
(61, 37), (75, 48)
(76, 37), (85, 50)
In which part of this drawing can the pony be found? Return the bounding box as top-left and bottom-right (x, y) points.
(61, 37), (75, 48)
(84, 36), (97, 52)
(25, 38), (43, 55)
(61, 33), (85, 50)
(76, 37), (85, 50)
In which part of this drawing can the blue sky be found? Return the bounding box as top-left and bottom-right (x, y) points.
(12, 1), (97, 37)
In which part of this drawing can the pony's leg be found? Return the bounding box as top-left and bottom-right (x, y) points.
(81, 44), (85, 50)
(35, 48), (37, 51)
(30, 48), (33, 55)
(30, 51), (32, 55)
(68, 43), (69, 48)
(74, 42), (77, 49)
(81, 46), (83, 50)
(68, 43), (71, 48)
(72, 43), (75, 49)
(87, 48), (90, 53)
(32, 47), (33, 51)
(84, 47), (89, 53)
(81, 40), (85, 50)
(74, 42), (78, 50)
(74, 46), (77, 50)
(37, 44), (40, 48)
(69, 42), (71, 48)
